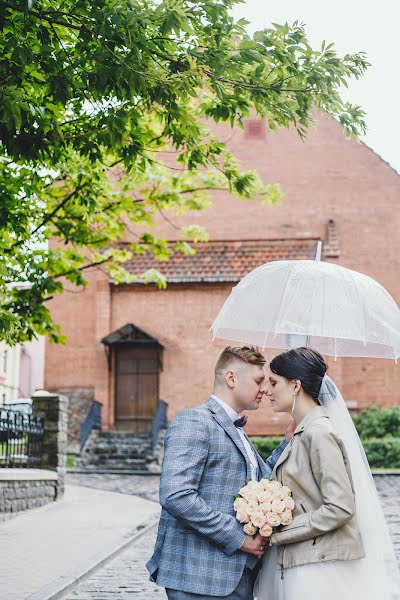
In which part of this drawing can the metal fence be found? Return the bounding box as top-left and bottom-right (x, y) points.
(80, 400), (102, 453)
(0, 406), (44, 468)
(151, 399), (168, 450)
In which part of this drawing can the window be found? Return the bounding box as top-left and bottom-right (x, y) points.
(3, 350), (7, 373)
(244, 119), (266, 139)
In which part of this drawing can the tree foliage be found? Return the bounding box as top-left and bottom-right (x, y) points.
(0, 0), (368, 343)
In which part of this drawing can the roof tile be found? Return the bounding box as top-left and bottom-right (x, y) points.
(123, 237), (332, 284)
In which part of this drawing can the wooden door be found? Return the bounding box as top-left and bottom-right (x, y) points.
(114, 346), (159, 432)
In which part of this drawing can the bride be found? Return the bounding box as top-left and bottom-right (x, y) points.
(255, 347), (400, 600)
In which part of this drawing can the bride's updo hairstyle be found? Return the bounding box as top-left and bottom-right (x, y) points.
(270, 347), (328, 403)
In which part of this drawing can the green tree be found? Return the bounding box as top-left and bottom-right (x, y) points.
(0, 0), (368, 343)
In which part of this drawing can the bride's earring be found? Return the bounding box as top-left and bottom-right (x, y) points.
(291, 391), (297, 415)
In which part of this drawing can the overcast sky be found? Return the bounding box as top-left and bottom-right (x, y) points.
(232, 0), (400, 173)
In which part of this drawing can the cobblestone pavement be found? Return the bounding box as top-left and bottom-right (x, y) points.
(62, 525), (165, 600)
(66, 472), (160, 502)
(63, 474), (400, 599)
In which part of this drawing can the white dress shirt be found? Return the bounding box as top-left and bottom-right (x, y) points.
(211, 395), (258, 481)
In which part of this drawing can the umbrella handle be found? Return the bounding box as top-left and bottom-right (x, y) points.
(315, 241), (322, 261)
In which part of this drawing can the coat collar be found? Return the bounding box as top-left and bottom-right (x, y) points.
(293, 405), (329, 436)
(205, 397), (267, 479)
(272, 405), (329, 477)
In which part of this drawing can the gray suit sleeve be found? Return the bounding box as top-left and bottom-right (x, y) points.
(159, 410), (246, 556)
(264, 438), (288, 478)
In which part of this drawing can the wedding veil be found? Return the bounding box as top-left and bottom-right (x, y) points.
(318, 376), (400, 598)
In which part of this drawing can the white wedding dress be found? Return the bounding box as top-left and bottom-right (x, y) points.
(255, 544), (386, 600)
(254, 377), (400, 600)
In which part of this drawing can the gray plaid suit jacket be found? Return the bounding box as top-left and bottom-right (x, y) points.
(146, 397), (287, 596)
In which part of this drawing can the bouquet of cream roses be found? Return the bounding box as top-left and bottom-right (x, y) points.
(234, 478), (295, 537)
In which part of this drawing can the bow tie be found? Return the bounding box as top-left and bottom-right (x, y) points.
(234, 415), (248, 428)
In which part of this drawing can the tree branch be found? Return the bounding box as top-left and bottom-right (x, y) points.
(9, 185), (84, 251)
(0, 2), (83, 31)
(54, 257), (112, 279)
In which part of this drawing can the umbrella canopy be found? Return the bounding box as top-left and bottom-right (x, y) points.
(211, 259), (400, 360)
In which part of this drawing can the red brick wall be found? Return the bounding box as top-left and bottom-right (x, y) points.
(148, 112), (400, 409)
(45, 112), (400, 437)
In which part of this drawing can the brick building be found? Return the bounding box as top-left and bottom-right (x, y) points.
(45, 113), (400, 449)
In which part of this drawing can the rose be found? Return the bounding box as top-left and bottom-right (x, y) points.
(269, 480), (282, 490)
(281, 485), (292, 496)
(280, 511), (293, 526)
(284, 496), (295, 511)
(239, 485), (253, 501)
(250, 511), (266, 528)
(234, 497), (248, 512)
(243, 522), (257, 536)
(246, 500), (259, 515)
(259, 523), (273, 537)
(246, 491), (260, 504)
(259, 501), (273, 514)
(271, 499), (286, 514)
(234, 497), (248, 511)
(240, 483), (261, 503)
(247, 480), (259, 489)
(271, 488), (285, 501)
(265, 512), (281, 527)
(260, 479), (272, 489)
(237, 511), (250, 524)
(256, 489), (272, 502)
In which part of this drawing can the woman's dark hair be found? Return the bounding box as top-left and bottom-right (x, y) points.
(270, 347), (328, 402)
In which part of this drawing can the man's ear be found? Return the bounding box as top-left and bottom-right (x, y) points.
(225, 369), (235, 389)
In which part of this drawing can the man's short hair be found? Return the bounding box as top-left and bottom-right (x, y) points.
(215, 345), (266, 378)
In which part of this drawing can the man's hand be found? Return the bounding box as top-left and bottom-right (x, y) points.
(285, 419), (297, 442)
(240, 533), (268, 558)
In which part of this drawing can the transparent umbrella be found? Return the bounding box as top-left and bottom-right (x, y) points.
(211, 244), (400, 360)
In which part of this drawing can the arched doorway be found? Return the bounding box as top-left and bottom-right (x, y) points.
(102, 324), (163, 432)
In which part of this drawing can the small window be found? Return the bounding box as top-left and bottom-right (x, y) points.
(244, 119), (266, 139)
(3, 350), (7, 373)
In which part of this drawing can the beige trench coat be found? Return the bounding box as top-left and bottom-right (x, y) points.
(270, 406), (365, 576)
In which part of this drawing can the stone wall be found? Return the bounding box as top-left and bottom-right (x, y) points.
(0, 470), (58, 521)
(32, 391), (68, 499)
(50, 387), (95, 452)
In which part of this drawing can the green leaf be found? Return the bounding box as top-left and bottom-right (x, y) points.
(0, 0), (368, 343)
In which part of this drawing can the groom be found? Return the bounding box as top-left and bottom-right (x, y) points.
(146, 345), (292, 599)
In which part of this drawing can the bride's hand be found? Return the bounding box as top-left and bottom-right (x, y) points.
(285, 419), (296, 442)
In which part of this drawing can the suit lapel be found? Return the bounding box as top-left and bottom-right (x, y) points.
(243, 431), (268, 479)
(205, 397), (251, 479)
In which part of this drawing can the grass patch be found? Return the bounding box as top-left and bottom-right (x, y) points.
(66, 453), (76, 468)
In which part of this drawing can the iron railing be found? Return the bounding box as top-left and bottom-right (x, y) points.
(0, 406), (44, 468)
(151, 399), (168, 450)
(80, 400), (102, 452)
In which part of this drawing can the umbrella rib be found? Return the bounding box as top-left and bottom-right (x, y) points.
(348, 267), (367, 346)
(270, 266), (295, 341)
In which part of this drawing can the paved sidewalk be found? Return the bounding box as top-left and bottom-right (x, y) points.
(0, 485), (160, 600)
(61, 474), (400, 600)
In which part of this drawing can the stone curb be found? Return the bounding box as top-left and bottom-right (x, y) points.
(0, 469), (58, 481)
(372, 471), (400, 476)
(26, 514), (160, 600)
